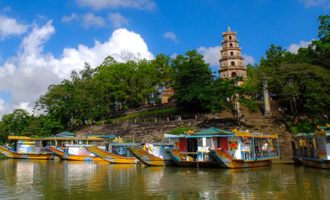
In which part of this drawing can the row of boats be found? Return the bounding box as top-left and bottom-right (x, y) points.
(0, 128), (281, 169)
(1, 125), (329, 169)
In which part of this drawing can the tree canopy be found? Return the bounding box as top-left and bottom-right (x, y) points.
(0, 15), (329, 140)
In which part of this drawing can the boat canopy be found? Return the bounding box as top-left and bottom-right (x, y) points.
(55, 131), (75, 137)
(164, 127), (234, 138)
(8, 135), (106, 141)
(294, 129), (330, 138)
(90, 134), (117, 139)
(233, 131), (278, 139)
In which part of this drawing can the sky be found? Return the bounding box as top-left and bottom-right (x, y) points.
(0, 0), (329, 117)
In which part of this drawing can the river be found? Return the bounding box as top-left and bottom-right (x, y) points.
(0, 159), (329, 200)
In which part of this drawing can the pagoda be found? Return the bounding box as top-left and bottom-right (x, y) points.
(219, 27), (247, 85)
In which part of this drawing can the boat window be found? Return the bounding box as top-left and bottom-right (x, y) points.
(206, 138), (212, 148)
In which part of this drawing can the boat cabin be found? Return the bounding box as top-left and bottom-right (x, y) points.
(231, 130), (280, 160)
(108, 143), (140, 157)
(292, 126), (330, 160)
(165, 127), (235, 161)
(7, 135), (107, 153)
(165, 127), (280, 162)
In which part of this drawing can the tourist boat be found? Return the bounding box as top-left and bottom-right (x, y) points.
(210, 129), (280, 168)
(48, 145), (106, 162)
(292, 125), (330, 169)
(0, 133), (109, 161)
(85, 146), (138, 164)
(164, 128), (233, 168)
(165, 127), (280, 168)
(127, 143), (174, 166)
(0, 137), (53, 160)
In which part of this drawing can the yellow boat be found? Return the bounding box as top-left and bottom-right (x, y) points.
(48, 146), (106, 162)
(86, 146), (138, 164)
(128, 144), (174, 166)
(2, 135), (109, 161)
(0, 145), (53, 160)
(128, 147), (165, 166)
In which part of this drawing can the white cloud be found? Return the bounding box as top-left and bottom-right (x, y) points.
(109, 13), (129, 28)
(163, 31), (178, 43)
(301, 0), (330, 9)
(82, 13), (106, 29)
(170, 53), (178, 59)
(287, 40), (311, 54)
(62, 13), (79, 24)
(0, 98), (7, 117)
(76, 0), (156, 10)
(0, 15), (28, 39)
(0, 21), (153, 117)
(197, 46), (221, 67)
(243, 54), (256, 65)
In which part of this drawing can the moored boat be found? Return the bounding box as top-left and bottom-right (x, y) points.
(128, 143), (174, 166)
(85, 146), (138, 164)
(167, 148), (218, 168)
(48, 145), (106, 162)
(292, 125), (330, 169)
(1, 134), (109, 161)
(165, 127), (280, 168)
(0, 136), (54, 160)
(0, 144), (53, 160)
(165, 127), (234, 168)
(210, 129), (280, 168)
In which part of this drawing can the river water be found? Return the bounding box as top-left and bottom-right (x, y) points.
(0, 159), (329, 200)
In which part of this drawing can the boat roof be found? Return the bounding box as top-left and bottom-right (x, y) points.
(54, 131), (75, 137)
(165, 127), (235, 138)
(165, 127), (278, 139)
(108, 142), (140, 146)
(8, 136), (106, 141)
(293, 124), (330, 138)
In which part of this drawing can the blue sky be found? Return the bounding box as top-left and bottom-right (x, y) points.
(0, 0), (328, 117)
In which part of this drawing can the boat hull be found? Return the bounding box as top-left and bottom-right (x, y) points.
(0, 146), (53, 160)
(128, 147), (173, 166)
(85, 146), (137, 164)
(48, 146), (106, 162)
(167, 149), (218, 168)
(210, 150), (272, 169)
(301, 158), (330, 169)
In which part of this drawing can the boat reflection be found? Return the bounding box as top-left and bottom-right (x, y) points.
(0, 160), (329, 199)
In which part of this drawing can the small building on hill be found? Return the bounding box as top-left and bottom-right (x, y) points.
(161, 87), (175, 104)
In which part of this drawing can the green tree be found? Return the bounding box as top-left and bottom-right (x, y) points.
(172, 50), (213, 113)
(0, 109), (31, 138)
(208, 78), (239, 113)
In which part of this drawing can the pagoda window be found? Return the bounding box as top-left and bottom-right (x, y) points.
(231, 61), (235, 66)
(230, 52), (234, 56)
(229, 43), (233, 47)
(231, 72), (237, 77)
(229, 36), (232, 40)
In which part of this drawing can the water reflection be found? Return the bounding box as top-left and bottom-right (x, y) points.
(0, 159), (329, 200)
